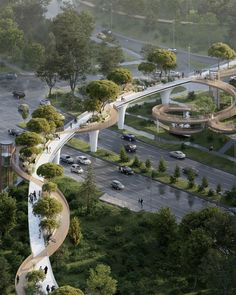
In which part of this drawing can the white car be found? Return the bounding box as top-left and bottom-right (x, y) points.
(168, 48), (177, 53)
(169, 70), (181, 78)
(71, 164), (83, 174)
(169, 151), (186, 159)
(40, 99), (51, 106)
(76, 156), (91, 165)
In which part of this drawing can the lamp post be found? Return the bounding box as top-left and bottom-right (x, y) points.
(172, 20), (176, 49)
(188, 45), (191, 76)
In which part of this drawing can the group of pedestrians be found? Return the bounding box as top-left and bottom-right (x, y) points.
(38, 266), (56, 293)
(28, 190), (39, 204)
(45, 146), (52, 154)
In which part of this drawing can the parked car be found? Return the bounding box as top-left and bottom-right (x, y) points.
(119, 166), (134, 175)
(8, 128), (23, 136)
(6, 73), (17, 80)
(124, 144), (137, 153)
(168, 48), (177, 53)
(12, 91), (25, 99)
(60, 154), (74, 164)
(182, 167), (199, 176)
(169, 70), (181, 78)
(121, 134), (136, 142)
(111, 180), (125, 190)
(70, 164), (83, 174)
(76, 155), (91, 165)
(169, 151), (186, 159)
(40, 99), (51, 106)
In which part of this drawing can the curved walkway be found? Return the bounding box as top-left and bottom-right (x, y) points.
(13, 107), (118, 294)
(152, 78), (236, 134)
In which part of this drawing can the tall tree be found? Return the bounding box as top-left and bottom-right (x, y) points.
(86, 80), (120, 111)
(208, 42), (236, 69)
(87, 264), (117, 295)
(80, 165), (98, 214)
(69, 217), (83, 246)
(0, 193), (17, 237)
(107, 68), (132, 85)
(52, 9), (94, 93)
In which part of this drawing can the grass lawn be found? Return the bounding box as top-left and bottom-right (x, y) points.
(225, 144), (236, 157)
(49, 91), (83, 116)
(127, 100), (161, 118)
(125, 115), (229, 150)
(0, 63), (15, 73)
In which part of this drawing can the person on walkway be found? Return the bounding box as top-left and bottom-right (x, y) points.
(51, 285), (56, 292)
(74, 117), (78, 124)
(46, 146), (49, 153)
(38, 190), (41, 198)
(70, 122), (73, 128)
(44, 266), (48, 275)
(46, 285), (50, 293)
(16, 275), (19, 284)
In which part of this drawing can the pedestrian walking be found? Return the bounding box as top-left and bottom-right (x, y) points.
(39, 228), (42, 239)
(46, 285), (50, 293)
(38, 190), (41, 198)
(51, 285), (56, 292)
(70, 122), (73, 128)
(74, 117), (78, 124)
(46, 146), (49, 153)
(44, 266), (48, 275)
(29, 194), (33, 204)
(140, 198), (143, 208)
(16, 275), (19, 284)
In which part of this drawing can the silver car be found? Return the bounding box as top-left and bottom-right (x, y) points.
(111, 180), (125, 190)
(169, 151), (186, 159)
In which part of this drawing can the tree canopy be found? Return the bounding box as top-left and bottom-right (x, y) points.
(147, 48), (177, 74)
(15, 131), (43, 147)
(37, 163), (64, 179)
(107, 68), (132, 85)
(208, 42), (236, 68)
(26, 118), (51, 134)
(52, 285), (84, 295)
(86, 80), (120, 111)
(32, 105), (64, 128)
(33, 195), (63, 219)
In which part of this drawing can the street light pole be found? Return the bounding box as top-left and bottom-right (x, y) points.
(188, 45), (191, 76)
(172, 20), (176, 49)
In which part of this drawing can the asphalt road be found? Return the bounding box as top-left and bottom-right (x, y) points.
(61, 145), (215, 221)
(75, 129), (236, 191)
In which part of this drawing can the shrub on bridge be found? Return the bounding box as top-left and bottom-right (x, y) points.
(27, 117), (51, 134)
(15, 131), (43, 147)
(32, 105), (64, 128)
(37, 163), (64, 179)
(52, 285), (84, 295)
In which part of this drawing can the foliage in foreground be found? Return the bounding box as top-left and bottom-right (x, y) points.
(52, 176), (236, 295)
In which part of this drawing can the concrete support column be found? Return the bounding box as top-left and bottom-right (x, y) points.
(160, 89), (172, 105)
(212, 88), (220, 109)
(118, 104), (128, 129)
(53, 148), (61, 164)
(89, 130), (99, 152)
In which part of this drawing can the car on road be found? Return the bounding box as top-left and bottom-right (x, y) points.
(76, 155), (91, 165)
(111, 180), (125, 190)
(40, 99), (51, 106)
(182, 167), (199, 176)
(12, 91), (25, 99)
(8, 128), (23, 136)
(6, 73), (17, 80)
(121, 134), (136, 142)
(60, 154), (74, 164)
(124, 144), (137, 153)
(70, 164), (83, 174)
(169, 151), (186, 159)
(119, 166), (134, 175)
(169, 70), (181, 78)
(168, 48), (177, 53)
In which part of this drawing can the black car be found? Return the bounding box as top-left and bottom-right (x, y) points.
(125, 144), (137, 153)
(121, 134), (136, 142)
(182, 167), (199, 176)
(119, 166), (134, 175)
(8, 128), (23, 136)
(12, 91), (25, 99)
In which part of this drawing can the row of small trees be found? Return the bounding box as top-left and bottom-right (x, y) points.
(119, 148), (222, 197)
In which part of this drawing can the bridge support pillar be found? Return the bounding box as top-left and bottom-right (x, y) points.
(89, 130), (99, 152)
(212, 88), (220, 109)
(118, 104), (128, 129)
(160, 89), (172, 105)
(53, 149), (61, 165)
